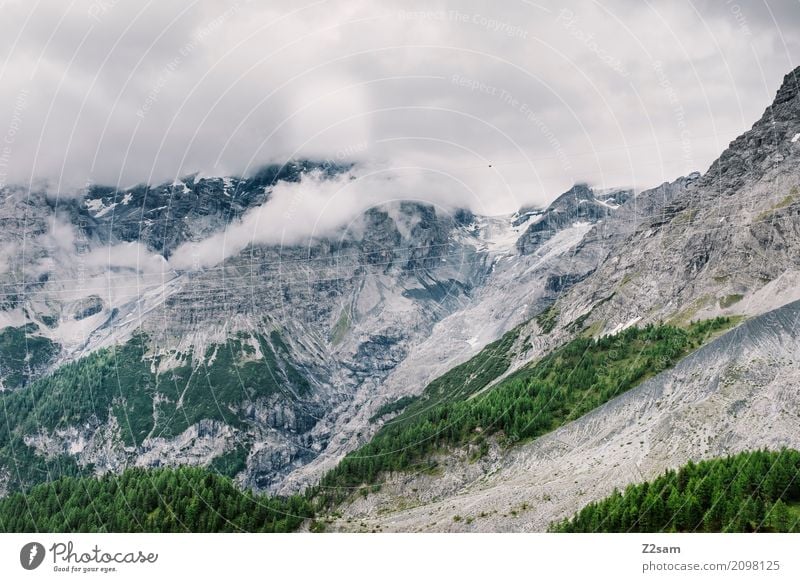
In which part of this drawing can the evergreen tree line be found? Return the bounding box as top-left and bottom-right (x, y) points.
(316, 318), (736, 503)
(0, 466), (313, 533)
(4, 447), (795, 533)
(551, 449), (800, 532)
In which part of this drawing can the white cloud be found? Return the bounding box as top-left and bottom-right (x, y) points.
(0, 0), (796, 217)
(168, 166), (469, 269)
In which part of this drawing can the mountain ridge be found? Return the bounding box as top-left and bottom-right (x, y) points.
(2, 65), (799, 515)
(313, 64), (800, 530)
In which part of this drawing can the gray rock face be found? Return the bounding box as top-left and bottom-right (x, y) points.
(528, 66), (800, 347)
(516, 184), (633, 255)
(693, 67), (799, 197)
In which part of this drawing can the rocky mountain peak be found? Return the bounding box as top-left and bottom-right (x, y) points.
(695, 66), (800, 196)
(773, 65), (800, 107)
(72, 160), (351, 256)
(515, 183), (633, 255)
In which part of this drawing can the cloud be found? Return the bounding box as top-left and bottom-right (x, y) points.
(167, 166), (470, 269)
(0, 0), (797, 218)
(0, 241), (19, 277)
(21, 216), (172, 304)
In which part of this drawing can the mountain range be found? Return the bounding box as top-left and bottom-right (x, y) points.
(0, 65), (799, 532)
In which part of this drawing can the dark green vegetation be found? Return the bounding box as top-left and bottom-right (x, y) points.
(209, 444), (249, 478)
(552, 449), (800, 533)
(317, 317), (738, 502)
(369, 396), (417, 423)
(0, 330), (308, 492)
(0, 467), (312, 533)
(536, 304), (558, 334)
(0, 324), (59, 390)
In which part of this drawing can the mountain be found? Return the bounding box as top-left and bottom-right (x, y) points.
(277, 186), (659, 492)
(326, 299), (800, 531)
(515, 183), (633, 255)
(0, 159), (646, 495)
(1, 65), (798, 534)
(316, 65), (800, 531)
(552, 66), (800, 336)
(70, 160), (343, 256)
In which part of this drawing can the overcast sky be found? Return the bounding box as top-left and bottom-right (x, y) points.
(0, 0), (798, 215)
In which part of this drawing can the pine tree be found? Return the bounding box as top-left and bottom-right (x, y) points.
(768, 500), (791, 532)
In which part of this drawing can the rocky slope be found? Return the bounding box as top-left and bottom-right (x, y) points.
(322, 65), (800, 530)
(548, 65), (800, 338)
(515, 183), (632, 255)
(329, 298), (800, 532)
(275, 181), (687, 493)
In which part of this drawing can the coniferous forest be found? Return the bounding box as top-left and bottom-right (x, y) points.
(0, 467), (313, 533)
(551, 449), (800, 533)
